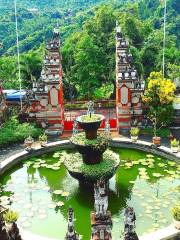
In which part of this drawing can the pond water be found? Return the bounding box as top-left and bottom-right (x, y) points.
(0, 148), (179, 239)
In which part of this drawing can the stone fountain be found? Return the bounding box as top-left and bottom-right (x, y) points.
(64, 102), (120, 185)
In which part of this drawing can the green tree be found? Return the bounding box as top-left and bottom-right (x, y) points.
(74, 33), (104, 99)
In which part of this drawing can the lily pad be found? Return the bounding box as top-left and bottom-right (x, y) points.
(56, 201), (64, 207)
(153, 173), (163, 178)
(53, 190), (63, 195)
(61, 191), (70, 197)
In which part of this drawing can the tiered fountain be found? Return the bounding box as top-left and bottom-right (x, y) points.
(64, 102), (120, 185)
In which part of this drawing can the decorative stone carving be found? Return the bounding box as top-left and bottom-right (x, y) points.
(124, 207), (139, 240)
(91, 179), (112, 240)
(65, 208), (79, 240)
(116, 22), (144, 134)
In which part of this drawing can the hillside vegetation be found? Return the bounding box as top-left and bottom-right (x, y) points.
(0, 0), (179, 99)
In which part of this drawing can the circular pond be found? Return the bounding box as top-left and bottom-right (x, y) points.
(0, 148), (179, 239)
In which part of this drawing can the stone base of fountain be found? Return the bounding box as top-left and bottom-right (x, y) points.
(64, 149), (120, 184)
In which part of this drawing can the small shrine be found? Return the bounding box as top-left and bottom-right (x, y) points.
(65, 208), (79, 240)
(29, 26), (64, 136)
(90, 179), (112, 240)
(116, 22), (144, 134)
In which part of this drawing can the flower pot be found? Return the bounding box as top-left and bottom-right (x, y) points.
(152, 137), (161, 146)
(40, 141), (47, 147)
(5, 222), (13, 232)
(131, 136), (138, 142)
(24, 141), (33, 151)
(171, 146), (179, 153)
(173, 219), (180, 229)
(76, 114), (104, 140)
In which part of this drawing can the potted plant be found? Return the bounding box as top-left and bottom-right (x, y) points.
(151, 112), (161, 146)
(130, 127), (140, 142)
(170, 139), (179, 153)
(24, 135), (34, 151)
(76, 114), (104, 140)
(3, 210), (19, 231)
(39, 133), (48, 147)
(142, 72), (176, 147)
(172, 205), (180, 229)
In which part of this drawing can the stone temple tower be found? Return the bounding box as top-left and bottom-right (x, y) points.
(29, 26), (64, 135)
(116, 22), (144, 135)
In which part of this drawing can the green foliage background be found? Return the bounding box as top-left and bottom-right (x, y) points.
(0, 0), (179, 99)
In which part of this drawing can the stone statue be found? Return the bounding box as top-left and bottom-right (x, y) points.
(105, 120), (110, 136)
(87, 101), (94, 116)
(94, 179), (108, 218)
(91, 180), (112, 240)
(0, 212), (8, 240)
(65, 208), (79, 240)
(124, 207), (139, 240)
(8, 222), (22, 240)
(72, 120), (78, 136)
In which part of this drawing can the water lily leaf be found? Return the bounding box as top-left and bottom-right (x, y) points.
(139, 168), (146, 171)
(43, 186), (50, 191)
(53, 190), (62, 195)
(24, 203), (33, 209)
(167, 161), (176, 166)
(51, 167), (60, 170)
(26, 212), (34, 217)
(141, 162), (149, 166)
(53, 152), (61, 158)
(38, 209), (46, 214)
(22, 221), (31, 228)
(61, 191), (70, 197)
(157, 163), (165, 168)
(129, 181), (135, 184)
(146, 154), (154, 158)
(125, 163), (133, 167)
(38, 214), (47, 220)
(153, 173), (163, 178)
(145, 210), (152, 214)
(48, 204), (56, 209)
(56, 201), (64, 207)
(152, 223), (159, 228)
(33, 165), (40, 169)
(148, 165), (155, 169)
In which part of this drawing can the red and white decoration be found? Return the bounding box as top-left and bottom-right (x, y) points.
(116, 23), (144, 134)
(29, 27), (64, 135)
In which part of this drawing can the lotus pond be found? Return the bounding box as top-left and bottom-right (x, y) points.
(0, 148), (179, 239)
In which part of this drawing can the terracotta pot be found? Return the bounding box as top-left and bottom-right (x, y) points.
(131, 136), (138, 143)
(173, 219), (180, 229)
(40, 141), (47, 147)
(171, 146), (179, 153)
(5, 222), (13, 232)
(152, 136), (161, 146)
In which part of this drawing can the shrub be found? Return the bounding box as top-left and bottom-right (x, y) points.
(70, 132), (109, 151)
(171, 139), (179, 148)
(142, 71), (176, 137)
(172, 205), (180, 221)
(3, 210), (19, 223)
(39, 133), (48, 142)
(130, 127), (140, 136)
(79, 114), (102, 122)
(0, 116), (42, 147)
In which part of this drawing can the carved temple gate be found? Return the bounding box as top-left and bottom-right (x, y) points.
(29, 24), (144, 136)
